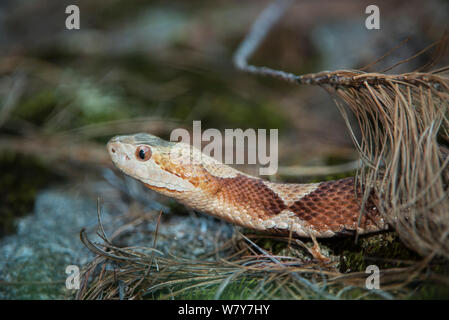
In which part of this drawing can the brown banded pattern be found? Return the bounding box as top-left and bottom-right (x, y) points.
(287, 178), (381, 233)
(214, 174), (288, 220)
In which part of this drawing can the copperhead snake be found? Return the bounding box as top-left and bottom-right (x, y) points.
(107, 133), (387, 238)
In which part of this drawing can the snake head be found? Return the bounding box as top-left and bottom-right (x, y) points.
(107, 133), (196, 193)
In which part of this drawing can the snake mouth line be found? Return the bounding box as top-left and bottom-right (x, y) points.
(143, 176), (192, 193)
(143, 182), (184, 194)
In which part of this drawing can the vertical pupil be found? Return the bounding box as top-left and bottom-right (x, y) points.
(139, 149), (145, 159)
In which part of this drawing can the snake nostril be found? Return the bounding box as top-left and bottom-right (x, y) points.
(111, 148), (116, 153)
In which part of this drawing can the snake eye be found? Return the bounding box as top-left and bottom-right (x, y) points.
(135, 145), (152, 161)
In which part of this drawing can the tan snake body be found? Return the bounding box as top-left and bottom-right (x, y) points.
(107, 133), (387, 238)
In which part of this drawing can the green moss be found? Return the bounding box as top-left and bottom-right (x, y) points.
(321, 232), (421, 272)
(0, 152), (61, 238)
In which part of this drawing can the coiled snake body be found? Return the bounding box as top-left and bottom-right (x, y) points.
(107, 133), (387, 238)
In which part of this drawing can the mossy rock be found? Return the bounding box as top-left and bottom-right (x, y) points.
(321, 232), (421, 272)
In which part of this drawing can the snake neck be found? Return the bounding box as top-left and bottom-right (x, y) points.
(144, 163), (386, 237)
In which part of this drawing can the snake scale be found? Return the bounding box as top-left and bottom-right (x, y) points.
(107, 133), (387, 238)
